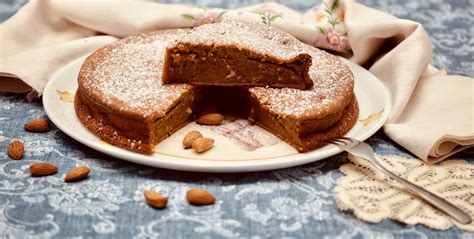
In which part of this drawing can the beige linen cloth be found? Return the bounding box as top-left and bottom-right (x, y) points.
(0, 0), (472, 163)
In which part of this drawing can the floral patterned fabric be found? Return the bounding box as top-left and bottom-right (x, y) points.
(312, 1), (351, 53)
(175, 0), (354, 54)
(0, 0), (473, 238)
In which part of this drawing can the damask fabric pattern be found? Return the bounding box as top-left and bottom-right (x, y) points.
(0, 0), (473, 238)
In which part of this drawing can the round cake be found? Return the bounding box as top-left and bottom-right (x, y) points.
(75, 26), (358, 154)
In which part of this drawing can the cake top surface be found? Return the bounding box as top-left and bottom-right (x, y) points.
(249, 45), (354, 119)
(78, 22), (353, 121)
(78, 29), (194, 121)
(169, 20), (310, 62)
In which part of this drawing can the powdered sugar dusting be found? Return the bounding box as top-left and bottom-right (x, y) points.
(174, 20), (309, 61)
(249, 45), (354, 119)
(79, 29), (194, 120)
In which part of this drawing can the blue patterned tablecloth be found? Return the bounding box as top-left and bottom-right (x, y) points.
(0, 0), (473, 238)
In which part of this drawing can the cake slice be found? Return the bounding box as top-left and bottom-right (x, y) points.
(195, 42), (358, 153)
(162, 20), (313, 89)
(247, 44), (358, 152)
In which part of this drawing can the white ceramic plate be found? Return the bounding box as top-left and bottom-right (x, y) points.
(43, 56), (391, 172)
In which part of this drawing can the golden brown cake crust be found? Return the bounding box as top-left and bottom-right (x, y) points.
(75, 91), (154, 154)
(76, 88), (200, 154)
(298, 96), (359, 152)
(299, 96), (359, 151)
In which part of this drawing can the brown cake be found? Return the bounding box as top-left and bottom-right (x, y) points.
(75, 27), (358, 155)
(76, 29), (201, 154)
(247, 44), (358, 152)
(162, 21), (313, 89)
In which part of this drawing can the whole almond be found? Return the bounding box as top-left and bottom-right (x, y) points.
(191, 138), (214, 153)
(24, 119), (50, 132)
(8, 140), (24, 160)
(196, 113), (224, 125)
(144, 191), (168, 209)
(64, 166), (91, 182)
(183, 131), (203, 148)
(186, 188), (216, 205)
(30, 162), (58, 177)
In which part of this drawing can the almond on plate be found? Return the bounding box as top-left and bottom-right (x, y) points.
(183, 130), (203, 148)
(191, 138), (214, 153)
(196, 113), (224, 125)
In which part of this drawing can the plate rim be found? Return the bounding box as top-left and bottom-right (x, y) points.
(43, 56), (391, 173)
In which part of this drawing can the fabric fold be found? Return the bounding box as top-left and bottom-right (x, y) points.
(1, 36), (118, 94)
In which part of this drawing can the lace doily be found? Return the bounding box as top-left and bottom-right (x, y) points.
(335, 154), (474, 231)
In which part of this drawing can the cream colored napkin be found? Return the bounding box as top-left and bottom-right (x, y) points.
(0, 0), (472, 162)
(342, 1), (474, 163)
